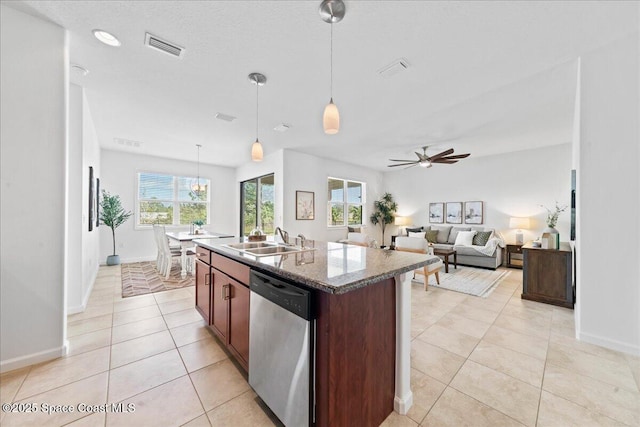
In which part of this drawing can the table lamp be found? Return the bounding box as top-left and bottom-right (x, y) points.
(509, 217), (530, 245)
(394, 216), (410, 235)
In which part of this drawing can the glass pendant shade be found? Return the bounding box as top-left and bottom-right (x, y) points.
(251, 139), (263, 162)
(323, 98), (340, 134)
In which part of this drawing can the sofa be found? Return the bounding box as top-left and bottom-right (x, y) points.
(404, 225), (504, 269)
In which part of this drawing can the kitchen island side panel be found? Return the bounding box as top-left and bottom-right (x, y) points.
(315, 278), (396, 427)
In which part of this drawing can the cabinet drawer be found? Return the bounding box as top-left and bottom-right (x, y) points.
(212, 253), (250, 285)
(195, 246), (211, 264)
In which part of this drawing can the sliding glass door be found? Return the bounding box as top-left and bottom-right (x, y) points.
(240, 174), (275, 237)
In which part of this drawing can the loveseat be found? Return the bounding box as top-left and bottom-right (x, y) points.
(404, 225), (504, 269)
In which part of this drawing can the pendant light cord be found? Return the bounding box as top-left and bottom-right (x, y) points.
(256, 78), (259, 140)
(330, 21), (333, 98)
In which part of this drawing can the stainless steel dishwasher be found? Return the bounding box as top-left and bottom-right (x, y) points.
(249, 270), (315, 427)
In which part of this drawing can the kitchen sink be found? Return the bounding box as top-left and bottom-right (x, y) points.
(225, 242), (278, 250)
(223, 242), (315, 257)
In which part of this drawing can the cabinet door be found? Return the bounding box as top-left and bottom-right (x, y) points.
(228, 279), (250, 367)
(525, 249), (570, 305)
(211, 269), (229, 341)
(194, 260), (211, 324)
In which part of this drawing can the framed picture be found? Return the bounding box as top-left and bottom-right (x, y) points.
(88, 166), (95, 232)
(446, 202), (463, 224)
(429, 202), (444, 223)
(464, 201), (483, 224)
(296, 191), (315, 220)
(96, 178), (100, 228)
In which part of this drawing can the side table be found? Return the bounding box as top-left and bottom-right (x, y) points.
(433, 248), (457, 273)
(506, 244), (524, 269)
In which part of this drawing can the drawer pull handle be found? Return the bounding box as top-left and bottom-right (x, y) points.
(204, 273), (210, 286)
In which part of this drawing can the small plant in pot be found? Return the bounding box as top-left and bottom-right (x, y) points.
(192, 219), (205, 234)
(100, 190), (132, 265)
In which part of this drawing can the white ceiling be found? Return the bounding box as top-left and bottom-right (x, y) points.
(6, 1), (638, 170)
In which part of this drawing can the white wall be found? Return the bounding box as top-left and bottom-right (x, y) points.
(67, 86), (101, 314)
(576, 32), (639, 355)
(0, 6), (68, 372)
(383, 144), (572, 243)
(99, 149), (236, 263)
(282, 150), (385, 244)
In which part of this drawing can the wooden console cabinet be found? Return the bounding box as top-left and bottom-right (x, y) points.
(522, 242), (573, 308)
(194, 247), (250, 371)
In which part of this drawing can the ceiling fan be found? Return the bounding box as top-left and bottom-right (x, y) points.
(387, 146), (470, 169)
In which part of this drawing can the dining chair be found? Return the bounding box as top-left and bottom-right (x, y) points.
(395, 236), (443, 291)
(153, 224), (183, 277)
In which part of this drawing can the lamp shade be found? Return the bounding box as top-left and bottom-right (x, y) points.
(323, 99), (340, 134)
(509, 217), (530, 229)
(394, 216), (410, 226)
(251, 139), (263, 162)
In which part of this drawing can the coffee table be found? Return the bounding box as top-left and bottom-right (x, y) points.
(433, 248), (457, 273)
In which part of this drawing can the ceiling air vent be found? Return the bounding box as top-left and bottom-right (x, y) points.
(145, 32), (184, 58)
(378, 58), (410, 78)
(114, 137), (143, 148)
(215, 112), (237, 122)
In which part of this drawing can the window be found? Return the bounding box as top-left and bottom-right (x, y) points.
(137, 172), (210, 226)
(327, 177), (364, 227)
(241, 174), (275, 236)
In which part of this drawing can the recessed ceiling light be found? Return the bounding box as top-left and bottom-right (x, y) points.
(71, 64), (89, 76)
(92, 29), (121, 47)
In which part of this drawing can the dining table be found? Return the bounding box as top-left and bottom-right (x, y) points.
(165, 231), (234, 278)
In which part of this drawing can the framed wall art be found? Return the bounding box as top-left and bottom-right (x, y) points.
(428, 202), (444, 223)
(296, 191), (315, 220)
(446, 202), (463, 224)
(464, 201), (483, 224)
(96, 178), (100, 228)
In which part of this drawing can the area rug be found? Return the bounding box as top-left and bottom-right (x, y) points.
(414, 266), (510, 297)
(121, 261), (194, 298)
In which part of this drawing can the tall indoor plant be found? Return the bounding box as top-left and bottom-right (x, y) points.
(370, 192), (398, 248)
(100, 190), (132, 265)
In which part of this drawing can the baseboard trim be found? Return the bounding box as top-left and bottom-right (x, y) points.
(577, 330), (640, 356)
(100, 256), (155, 265)
(0, 345), (66, 374)
(67, 264), (99, 315)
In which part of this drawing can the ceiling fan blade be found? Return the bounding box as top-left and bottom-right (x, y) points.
(387, 162), (418, 167)
(427, 148), (454, 161)
(389, 159), (418, 163)
(431, 159), (458, 164)
(414, 152), (427, 161)
(438, 153), (470, 160)
(404, 164), (419, 170)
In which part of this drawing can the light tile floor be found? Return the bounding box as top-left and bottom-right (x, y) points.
(1, 266), (639, 426)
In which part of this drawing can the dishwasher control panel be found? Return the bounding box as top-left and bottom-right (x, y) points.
(250, 270), (313, 320)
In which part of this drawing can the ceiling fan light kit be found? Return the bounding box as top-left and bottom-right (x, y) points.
(320, 0), (345, 135)
(248, 72), (266, 162)
(388, 146), (471, 170)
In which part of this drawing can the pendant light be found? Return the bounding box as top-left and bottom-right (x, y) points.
(249, 72), (266, 162)
(192, 144), (205, 198)
(319, 0), (345, 134)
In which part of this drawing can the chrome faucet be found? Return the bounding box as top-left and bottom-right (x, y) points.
(297, 233), (307, 248)
(275, 227), (289, 245)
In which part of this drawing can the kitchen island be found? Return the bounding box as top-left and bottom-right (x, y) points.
(193, 238), (437, 427)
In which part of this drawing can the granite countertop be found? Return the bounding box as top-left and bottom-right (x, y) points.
(193, 238), (437, 294)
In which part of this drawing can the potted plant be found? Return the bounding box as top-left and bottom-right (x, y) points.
(370, 192), (398, 248)
(541, 202), (568, 233)
(192, 219), (205, 234)
(100, 190), (132, 265)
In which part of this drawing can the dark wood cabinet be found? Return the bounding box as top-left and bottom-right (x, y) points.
(195, 248), (251, 371)
(228, 278), (250, 366)
(522, 242), (573, 308)
(195, 259), (211, 324)
(211, 269), (229, 341)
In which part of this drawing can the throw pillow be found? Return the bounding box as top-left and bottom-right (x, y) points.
(426, 230), (439, 243)
(447, 227), (472, 244)
(408, 231), (426, 239)
(430, 225), (453, 243)
(472, 231), (493, 246)
(454, 230), (477, 246)
(405, 227), (423, 235)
